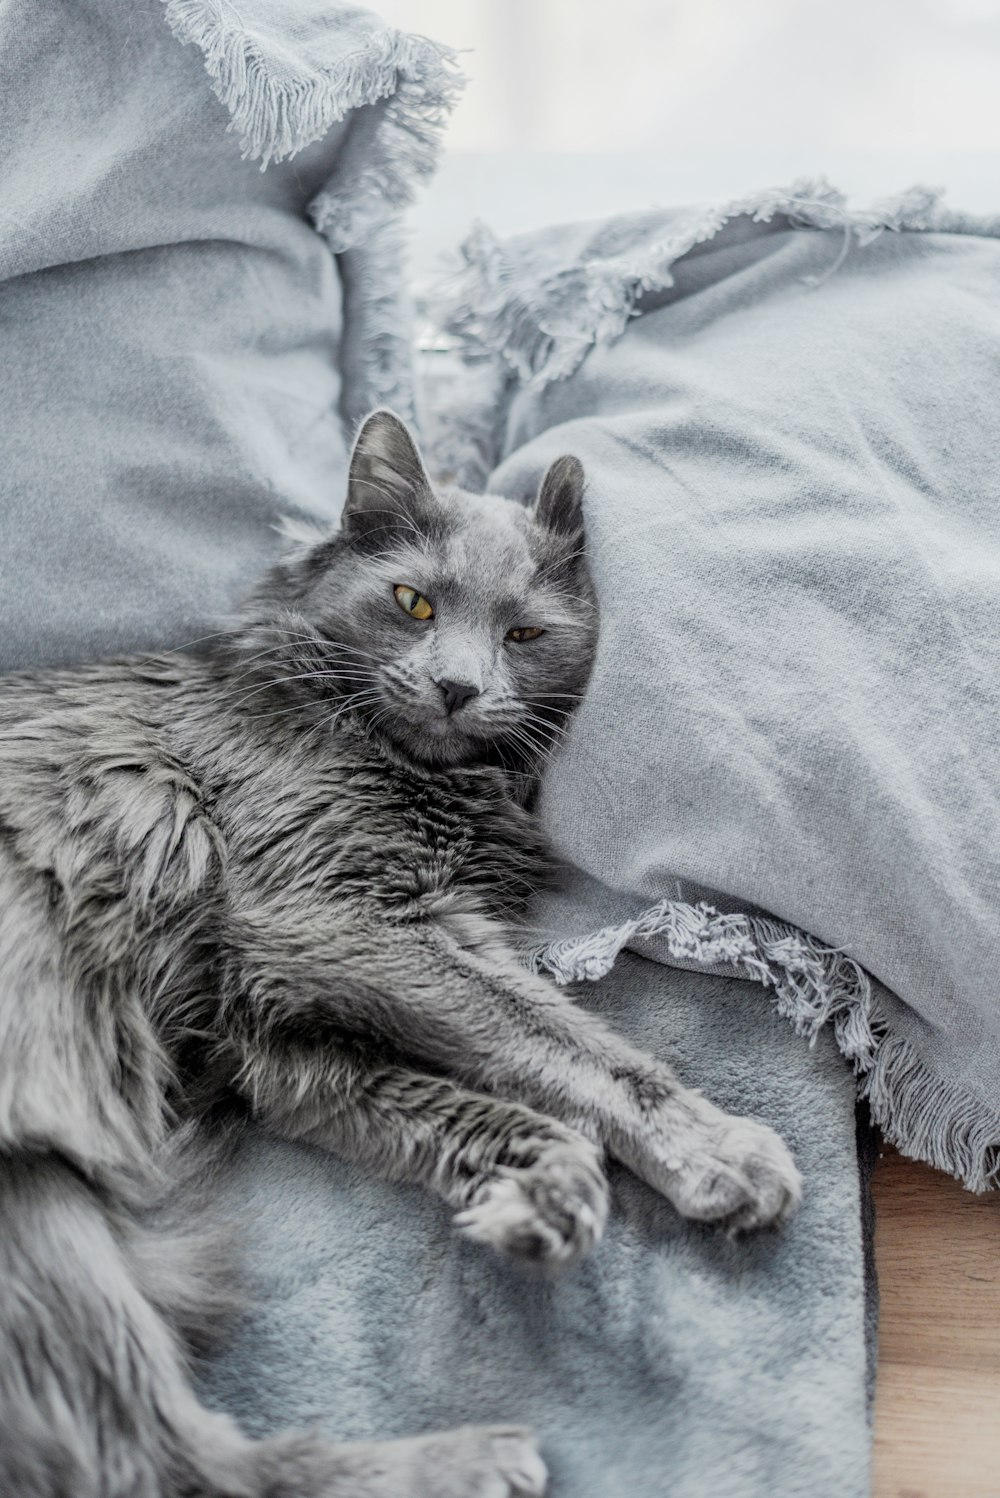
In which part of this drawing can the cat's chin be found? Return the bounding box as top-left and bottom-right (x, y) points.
(369, 711), (486, 768)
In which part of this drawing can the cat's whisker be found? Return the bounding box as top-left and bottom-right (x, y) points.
(360, 707), (398, 747)
(523, 713), (568, 737)
(310, 640), (383, 662)
(225, 645), (311, 681)
(232, 632), (326, 656)
(528, 724), (568, 747)
(548, 547), (588, 569)
(225, 662), (370, 694)
(521, 721), (562, 756)
(522, 738), (563, 765)
(223, 670), (371, 709)
(234, 661), (373, 688)
(246, 687), (379, 724)
(498, 720), (557, 768)
(524, 716), (568, 739)
(520, 711), (570, 743)
(300, 688), (387, 745)
(226, 634), (383, 683)
(221, 636), (337, 684)
(160, 628), (242, 655)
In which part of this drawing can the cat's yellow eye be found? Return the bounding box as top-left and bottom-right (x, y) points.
(507, 626), (545, 643)
(393, 584), (434, 621)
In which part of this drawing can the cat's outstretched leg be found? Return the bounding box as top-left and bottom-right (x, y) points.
(421, 924), (803, 1234)
(245, 1048), (609, 1267)
(0, 1153), (546, 1498)
(230, 916), (800, 1233)
(413, 926), (802, 1233)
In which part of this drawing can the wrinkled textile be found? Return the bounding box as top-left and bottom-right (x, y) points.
(201, 912), (870, 1498)
(0, 0), (459, 669)
(429, 182), (1000, 1191)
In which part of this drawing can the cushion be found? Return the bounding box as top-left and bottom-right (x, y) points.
(431, 182), (1000, 1190)
(0, 0), (459, 669)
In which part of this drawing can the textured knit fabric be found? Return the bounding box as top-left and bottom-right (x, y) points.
(430, 182), (1000, 1192)
(0, 0), (458, 669)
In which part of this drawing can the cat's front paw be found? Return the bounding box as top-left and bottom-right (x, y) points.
(455, 1138), (609, 1267)
(625, 1098), (801, 1233)
(666, 1113), (802, 1232)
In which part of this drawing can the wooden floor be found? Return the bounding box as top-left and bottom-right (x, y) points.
(872, 1145), (1000, 1498)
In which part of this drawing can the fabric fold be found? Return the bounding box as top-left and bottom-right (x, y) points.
(163, 0), (463, 188)
(162, 0), (464, 428)
(0, 0), (460, 666)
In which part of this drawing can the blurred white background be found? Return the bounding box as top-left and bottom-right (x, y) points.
(375, 0), (1000, 276)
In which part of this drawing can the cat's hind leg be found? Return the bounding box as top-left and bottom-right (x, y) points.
(259, 1425), (547, 1498)
(238, 1044), (609, 1267)
(0, 1151), (240, 1498)
(0, 1151), (546, 1498)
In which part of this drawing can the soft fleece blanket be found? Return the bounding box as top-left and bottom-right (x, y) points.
(202, 922), (870, 1498)
(430, 183), (1000, 1192)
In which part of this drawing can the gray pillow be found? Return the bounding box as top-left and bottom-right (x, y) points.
(0, 0), (459, 669)
(432, 185), (1000, 1191)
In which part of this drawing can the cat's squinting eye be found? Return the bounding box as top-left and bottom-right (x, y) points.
(506, 626), (545, 643)
(393, 584), (434, 621)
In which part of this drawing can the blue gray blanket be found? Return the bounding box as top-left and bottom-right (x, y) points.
(202, 940), (870, 1498)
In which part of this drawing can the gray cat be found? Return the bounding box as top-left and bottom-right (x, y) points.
(0, 411), (800, 1498)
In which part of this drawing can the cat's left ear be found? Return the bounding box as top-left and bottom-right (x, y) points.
(342, 410), (437, 550)
(534, 455), (585, 538)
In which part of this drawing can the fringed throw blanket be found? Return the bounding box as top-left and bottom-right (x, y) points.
(430, 182), (1000, 1191)
(0, 0), (459, 669)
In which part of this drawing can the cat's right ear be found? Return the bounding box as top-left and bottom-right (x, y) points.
(341, 410), (437, 551)
(534, 455), (585, 538)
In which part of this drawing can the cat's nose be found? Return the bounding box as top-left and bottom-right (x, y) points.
(436, 678), (480, 715)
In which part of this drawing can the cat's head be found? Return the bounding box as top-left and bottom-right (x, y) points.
(233, 410), (597, 769)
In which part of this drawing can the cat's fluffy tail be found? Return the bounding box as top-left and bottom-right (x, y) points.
(0, 1145), (265, 1497)
(0, 1128), (366, 1498)
(0, 1142), (551, 1498)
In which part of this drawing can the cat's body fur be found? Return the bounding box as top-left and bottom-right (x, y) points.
(0, 413), (800, 1498)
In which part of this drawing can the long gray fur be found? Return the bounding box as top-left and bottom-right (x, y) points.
(0, 412), (800, 1498)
